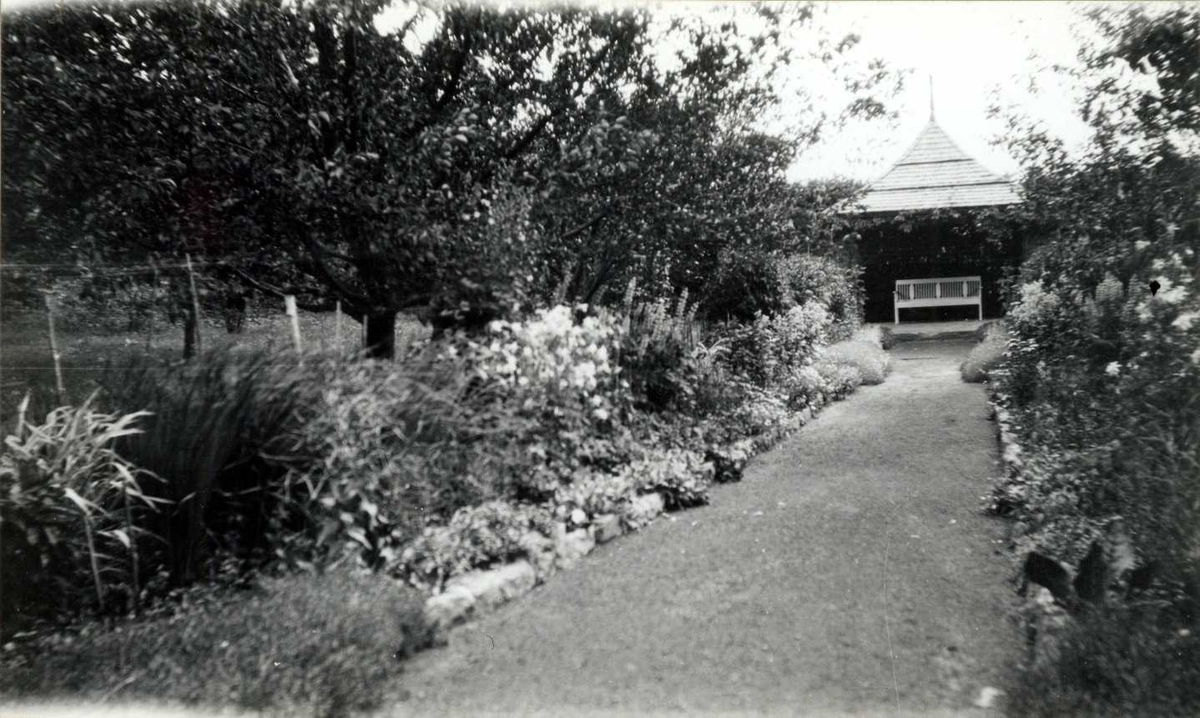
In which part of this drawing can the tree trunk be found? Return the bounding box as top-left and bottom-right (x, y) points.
(364, 310), (397, 359)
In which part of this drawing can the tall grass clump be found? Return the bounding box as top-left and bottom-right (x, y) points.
(960, 321), (1008, 383)
(102, 346), (313, 585)
(1, 395), (160, 629)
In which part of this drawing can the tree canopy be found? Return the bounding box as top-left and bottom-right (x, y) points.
(2, 0), (899, 355)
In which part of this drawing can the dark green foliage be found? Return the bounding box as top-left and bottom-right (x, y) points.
(618, 294), (698, 412)
(0, 570), (435, 718)
(102, 346), (312, 584)
(988, 6), (1200, 713)
(0, 397), (159, 631)
(1009, 604), (1200, 718)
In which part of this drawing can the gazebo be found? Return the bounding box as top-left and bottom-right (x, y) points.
(851, 108), (1023, 324)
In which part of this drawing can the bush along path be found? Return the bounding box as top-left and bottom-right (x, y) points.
(387, 338), (1021, 716)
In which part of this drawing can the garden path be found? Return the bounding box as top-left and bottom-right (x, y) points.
(387, 339), (1021, 717)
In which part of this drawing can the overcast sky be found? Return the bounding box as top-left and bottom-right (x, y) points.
(782, 1), (1099, 183)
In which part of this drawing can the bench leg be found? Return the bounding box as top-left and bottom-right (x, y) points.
(977, 300), (983, 321)
(895, 303), (899, 325)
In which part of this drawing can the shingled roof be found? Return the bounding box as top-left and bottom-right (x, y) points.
(858, 119), (1020, 214)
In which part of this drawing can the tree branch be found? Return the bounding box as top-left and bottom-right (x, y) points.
(502, 42), (616, 161)
(226, 264), (345, 314)
(560, 206), (612, 242)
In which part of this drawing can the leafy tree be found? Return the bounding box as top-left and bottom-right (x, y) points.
(991, 4), (1199, 291)
(3, 0), (899, 357)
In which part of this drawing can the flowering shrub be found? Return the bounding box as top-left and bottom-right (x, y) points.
(814, 359), (863, 399)
(722, 303), (833, 389)
(396, 501), (554, 590)
(779, 365), (826, 409)
(727, 385), (792, 436)
(772, 303), (833, 370)
(631, 448), (714, 510)
(821, 338), (890, 385)
(553, 470), (639, 518)
(620, 292), (698, 411)
(781, 254), (864, 341)
(447, 305), (631, 499)
(460, 305), (623, 414)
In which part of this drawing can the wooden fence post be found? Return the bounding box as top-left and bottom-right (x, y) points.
(335, 301), (343, 357)
(44, 293), (65, 404)
(146, 257), (158, 353)
(284, 295), (303, 361)
(185, 254), (203, 356)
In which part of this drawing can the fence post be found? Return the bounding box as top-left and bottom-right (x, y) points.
(185, 254), (203, 356)
(284, 295), (303, 361)
(147, 257), (159, 353)
(44, 293), (65, 404)
(335, 301), (343, 357)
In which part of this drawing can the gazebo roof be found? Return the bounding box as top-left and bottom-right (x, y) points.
(858, 118), (1020, 214)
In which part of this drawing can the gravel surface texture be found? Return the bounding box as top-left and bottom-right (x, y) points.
(386, 339), (1020, 717)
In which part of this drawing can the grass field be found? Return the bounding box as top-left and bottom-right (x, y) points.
(0, 309), (429, 425)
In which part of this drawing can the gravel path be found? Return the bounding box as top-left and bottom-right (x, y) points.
(387, 339), (1020, 717)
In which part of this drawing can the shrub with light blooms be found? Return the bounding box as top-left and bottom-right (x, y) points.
(455, 305), (623, 418)
(395, 501), (554, 590)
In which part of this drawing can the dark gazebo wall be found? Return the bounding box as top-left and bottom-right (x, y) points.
(854, 214), (1023, 323)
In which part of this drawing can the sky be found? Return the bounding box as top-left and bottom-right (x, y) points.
(782, 1), (1095, 183)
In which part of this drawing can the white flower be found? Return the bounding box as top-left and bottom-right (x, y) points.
(1105, 361), (1121, 376)
(592, 407), (610, 421)
(1134, 240), (1151, 250)
(1172, 312), (1199, 331)
(1159, 286), (1189, 305)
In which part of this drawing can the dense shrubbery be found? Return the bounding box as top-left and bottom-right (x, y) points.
(960, 322), (1008, 383)
(991, 256), (1200, 575)
(985, 7), (1200, 711)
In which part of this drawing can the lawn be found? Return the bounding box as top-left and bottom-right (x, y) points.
(0, 309), (428, 424)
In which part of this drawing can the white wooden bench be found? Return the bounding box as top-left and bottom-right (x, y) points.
(894, 276), (983, 324)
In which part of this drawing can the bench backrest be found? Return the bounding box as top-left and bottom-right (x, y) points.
(895, 276), (982, 302)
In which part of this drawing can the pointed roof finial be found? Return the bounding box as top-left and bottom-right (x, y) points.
(929, 73), (936, 121)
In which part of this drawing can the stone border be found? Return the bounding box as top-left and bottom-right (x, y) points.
(424, 492), (667, 632)
(989, 398), (1071, 670)
(991, 401), (1024, 479)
